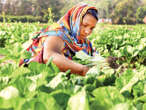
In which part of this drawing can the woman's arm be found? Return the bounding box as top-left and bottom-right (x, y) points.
(43, 36), (89, 76)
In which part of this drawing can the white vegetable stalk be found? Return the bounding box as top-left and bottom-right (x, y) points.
(75, 51), (113, 76)
(46, 72), (65, 89)
(86, 53), (111, 76)
(27, 74), (42, 91)
(0, 86), (19, 100)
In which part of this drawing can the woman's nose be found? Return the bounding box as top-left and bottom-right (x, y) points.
(85, 29), (91, 35)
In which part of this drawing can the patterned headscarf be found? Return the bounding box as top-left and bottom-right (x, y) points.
(19, 3), (98, 65)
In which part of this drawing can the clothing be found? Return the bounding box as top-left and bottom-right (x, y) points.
(19, 3), (97, 66)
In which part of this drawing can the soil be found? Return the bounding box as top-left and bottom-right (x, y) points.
(107, 56), (119, 69)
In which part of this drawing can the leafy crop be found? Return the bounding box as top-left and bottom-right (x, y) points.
(0, 23), (145, 110)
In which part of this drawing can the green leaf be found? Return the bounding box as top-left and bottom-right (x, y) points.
(0, 86), (19, 100)
(91, 86), (125, 110)
(34, 102), (47, 110)
(110, 102), (137, 110)
(27, 72), (49, 90)
(143, 103), (146, 110)
(115, 69), (134, 90)
(0, 97), (26, 109)
(46, 72), (66, 89)
(133, 80), (146, 98)
(0, 48), (10, 56)
(75, 51), (91, 61)
(21, 98), (37, 110)
(134, 95), (146, 103)
(86, 65), (100, 76)
(66, 88), (90, 110)
(50, 90), (70, 110)
(0, 76), (10, 91)
(0, 64), (16, 76)
(36, 92), (61, 110)
(28, 62), (55, 75)
(10, 67), (31, 78)
(119, 67), (145, 93)
(46, 56), (53, 66)
(12, 76), (33, 97)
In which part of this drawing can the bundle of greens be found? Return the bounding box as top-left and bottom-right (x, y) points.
(73, 51), (117, 76)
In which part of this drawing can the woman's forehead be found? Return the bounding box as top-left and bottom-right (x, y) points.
(82, 14), (97, 25)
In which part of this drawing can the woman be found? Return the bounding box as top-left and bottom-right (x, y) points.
(19, 3), (98, 76)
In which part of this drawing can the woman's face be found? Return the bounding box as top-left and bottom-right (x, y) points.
(80, 14), (97, 40)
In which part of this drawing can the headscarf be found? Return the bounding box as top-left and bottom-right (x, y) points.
(19, 3), (98, 65)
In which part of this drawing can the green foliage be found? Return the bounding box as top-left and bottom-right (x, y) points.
(136, 6), (146, 23)
(91, 86), (125, 110)
(1, 0), (145, 24)
(115, 66), (146, 98)
(0, 15), (47, 23)
(12, 76), (33, 97)
(91, 24), (146, 65)
(0, 23), (146, 109)
(133, 80), (146, 98)
(115, 69), (134, 90)
(21, 92), (61, 110)
(110, 102), (137, 110)
(67, 89), (90, 110)
(49, 90), (70, 110)
(111, 0), (140, 24)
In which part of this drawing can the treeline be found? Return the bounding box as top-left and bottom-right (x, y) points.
(0, 0), (146, 24)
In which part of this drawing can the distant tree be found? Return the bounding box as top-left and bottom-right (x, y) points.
(0, 1), (3, 13)
(0, 0), (33, 15)
(31, 0), (65, 21)
(136, 6), (146, 23)
(18, 0), (33, 15)
(49, 0), (66, 20)
(143, 16), (146, 24)
(1, 0), (145, 24)
(111, 0), (142, 24)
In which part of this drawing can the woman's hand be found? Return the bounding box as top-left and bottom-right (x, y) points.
(82, 66), (89, 76)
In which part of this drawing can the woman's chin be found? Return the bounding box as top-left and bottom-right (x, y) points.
(80, 36), (87, 40)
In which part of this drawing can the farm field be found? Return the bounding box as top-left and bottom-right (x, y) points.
(0, 22), (146, 110)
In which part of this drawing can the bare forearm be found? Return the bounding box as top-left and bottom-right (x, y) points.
(43, 52), (88, 76)
(43, 36), (89, 76)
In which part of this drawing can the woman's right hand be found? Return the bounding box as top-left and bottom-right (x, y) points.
(82, 65), (90, 76)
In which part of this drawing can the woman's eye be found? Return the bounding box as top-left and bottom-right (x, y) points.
(83, 24), (88, 27)
(91, 27), (94, 30)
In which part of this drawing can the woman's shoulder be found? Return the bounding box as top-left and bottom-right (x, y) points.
(44, 36), (64, 49)
(45, 35), (64, 44)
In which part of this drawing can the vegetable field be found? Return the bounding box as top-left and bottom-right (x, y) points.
(0, 23), (146, 110)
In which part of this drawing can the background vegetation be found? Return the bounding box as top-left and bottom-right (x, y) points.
(0, 0), (146, 24)
(0, 22), (145, 110)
